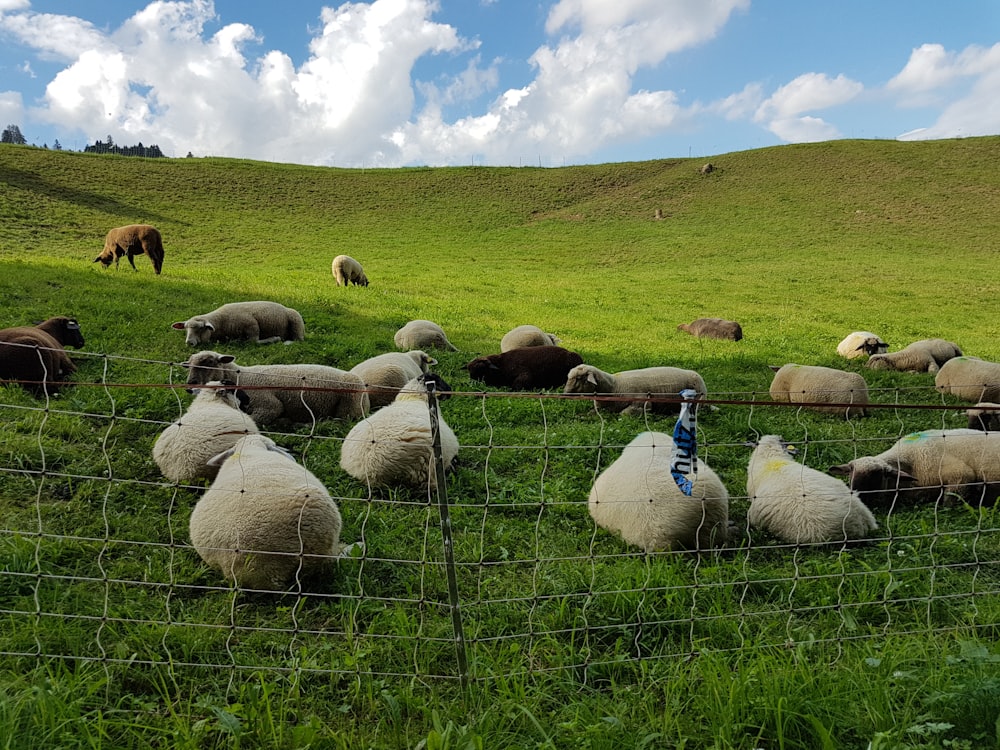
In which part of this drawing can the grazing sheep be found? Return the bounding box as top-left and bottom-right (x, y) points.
(934, 357), (1000, 403)
(467, 346), (583, 391)
(340, 373), (458, 492)
(171, 301), (306, 346)
(94, 224), (164, 274)
(394, 320), (458, 352)
(332, 255), (369, 286)
(746, 435), (877, 545)
(699, 163), (715, 175)
(588, 431), (729, 552)
(828, 429), (1000, 507)
(190, 434), (343, 590)
(152, 381), (259, 485)
(865, 338), (963, 373)
(563, 364), (707, 416)
(500, 325), (561, 352)
(968, 403), (1000, 432)
(350, 350), (437, 410)
(677, 317), (743, 342)
(837, 331), (888, 359)
(769, 363), (869, 417)
(0, 316), (85, 395)
(183, 350), (368, 426)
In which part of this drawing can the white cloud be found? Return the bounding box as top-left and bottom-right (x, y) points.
(751, 72), (862, 143)
(0, 90), (25, 126)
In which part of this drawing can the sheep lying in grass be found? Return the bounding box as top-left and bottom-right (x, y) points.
(340, 373), (458, 492)
(934, 357), (1000, 403)
(828, 429), (1000, 507)
(467, 346), (583, 391)
(152, 381), (259, 485)
(746, 435), (877, 545)
(332, 255), (369, 286)
(350, 350), (437, 410)
(172, 301), (306, 346)
(394, 320), (458, 352)
(94, 224), (164, 274)
(769, 363), (869, 418)
(967, 403), (1000, 432)
(837, 331), (888, 359)
(0, 316), (85, 395)
(563, 364), (706, 416)
(190, 434), (343, 591)
(183, 350), (368, 426)
(500, 325), (561, 352)
(676, 317), (743, 341)
(865, 338), (963, 373)
(588, 431), (729, 552)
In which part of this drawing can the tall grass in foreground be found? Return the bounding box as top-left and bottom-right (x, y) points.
(1, 138), (1000, 748)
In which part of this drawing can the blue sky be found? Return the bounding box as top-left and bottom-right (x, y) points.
(1, 0), (998, 167)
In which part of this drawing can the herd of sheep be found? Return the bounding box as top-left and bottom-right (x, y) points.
(3, 283), (1000, 592)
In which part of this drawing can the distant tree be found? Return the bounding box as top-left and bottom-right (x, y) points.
(1, 124), (27, 145)
(53, 140), (62, 151)
(105, 134), (114, 147)
(186, 151), (194, 158)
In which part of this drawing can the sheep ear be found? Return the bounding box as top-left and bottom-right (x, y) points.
(488, 362), (500, 371)
(263, 443), (295, 460)
(828, 463), (851, 476)
(853, 343), (866, 351)
(206, 447), (237, 467)
(586, 372), (598, 386)
(219, 355), (236, 364)
(171, 322), (186, 329)
(205, 322), (215, 332)
(768, 365), (781, 373)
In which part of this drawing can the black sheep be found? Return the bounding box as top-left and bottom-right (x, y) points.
(0, 316), (85, 395)
(466, 345), (583, 391)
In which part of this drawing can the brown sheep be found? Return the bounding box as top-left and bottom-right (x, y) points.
(677, 317), (743, 341)
(0, 316), (85, 395)
(94, 224), (164, 274)
(466, 346), (583, 391)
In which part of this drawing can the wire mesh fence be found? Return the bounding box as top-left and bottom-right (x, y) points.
(2, 347), (999, 691)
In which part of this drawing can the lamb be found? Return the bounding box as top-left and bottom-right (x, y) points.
(340, 373), (458, 492)
(588, 431), (729, 552)
(500, 325), (561, 352)
(837, 331), (888, 359)
(828, 429), (1000, 507)
(350, 350), (437, 410)
(332, 255), (369, 286)
(394, 320), (458, 352)
(967, 403), (1000, 432)
(563, 364), (707, 416)
(183, 350), (369, 426)
(676, 317), (743, 342)
(190, 434), (343, 591)
(0, 316), (85, 395)
(94, 224), (164, 274)
(865, 338), (963, 373)
(768, 363), (869, 418)
(466, 346), (583, 391)
(171, 301), (306, 346)
(152, 381), (259, 485)
(746, 435), (877, 545)
(934, 357), (1000, 403)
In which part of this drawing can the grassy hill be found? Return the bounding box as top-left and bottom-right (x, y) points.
(2, 138), (1000, 749)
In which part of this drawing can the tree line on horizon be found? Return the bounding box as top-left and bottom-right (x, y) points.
(2, 124), (171, 159)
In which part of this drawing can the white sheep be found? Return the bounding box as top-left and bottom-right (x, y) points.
(934, 356), (1000, 403)
(350, 350), (437, 410)
(837, 331), (888, 359)
(152, 381), (259, 484)
(332, 255), (369, 286)
(394, 320), (458, 352)
(500, 324), (561, 352)
(769, 363), (869, 417)
(190, 434), (343, 591)
(171, 301), (305, 346)
(828, 429), (1000, 507)
(340, 373), (458, 492)
(746, 435), (877, 545)
(967, 403), (1000, 432)
(183, 350), (369, 426)
(865, 338), (963, 373)
(588, 431), (729, 552)
(564, 364), (707, 416)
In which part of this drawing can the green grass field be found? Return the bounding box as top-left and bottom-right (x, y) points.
(2, 138), (1000, 748)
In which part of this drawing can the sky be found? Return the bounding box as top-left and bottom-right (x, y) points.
(0, 0), (998, 168)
